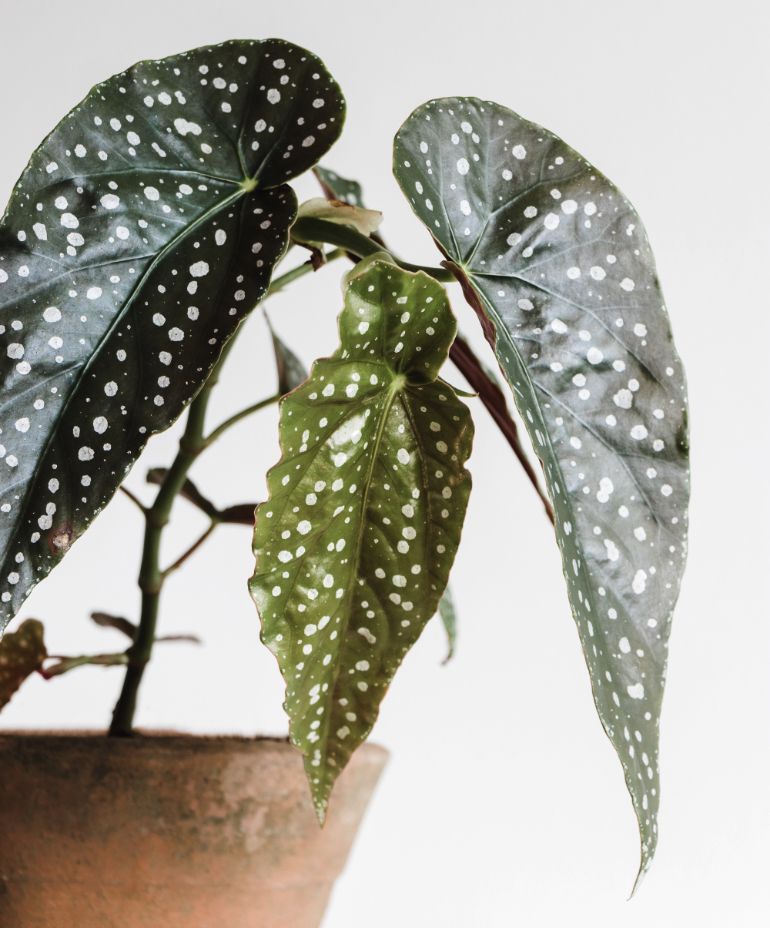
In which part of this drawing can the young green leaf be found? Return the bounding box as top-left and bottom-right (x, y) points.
(294, 198), (383, 243)
(0, 39), (345, 633)
(394, 98), (689, 884)
(250, 255), (473, 819)
(0, 619), (46, 710)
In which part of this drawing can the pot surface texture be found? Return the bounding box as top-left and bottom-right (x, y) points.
(0, 732), (387, 928)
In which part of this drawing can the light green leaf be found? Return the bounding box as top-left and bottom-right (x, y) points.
(0, 39), (345, 633)
(438, 585), (457, 664)
(394, 98), (689, 884)
(250, 254), (473, 819)
(0, 619), (46, 710)
(294, 197), (383, 242)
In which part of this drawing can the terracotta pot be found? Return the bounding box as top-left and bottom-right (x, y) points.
(0, 732), (387, 928)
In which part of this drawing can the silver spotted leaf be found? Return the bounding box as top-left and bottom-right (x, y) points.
(0, 39), (345, 632)
(313, 165), (365, 206)
(0, 619), (46, 710)
(250, 254), (473, 818)
(394, 98), (689, 883)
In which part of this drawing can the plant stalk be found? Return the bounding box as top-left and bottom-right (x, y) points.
(108, 341), (233, 736)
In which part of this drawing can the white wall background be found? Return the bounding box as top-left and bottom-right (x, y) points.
(1, 1), (768, 925)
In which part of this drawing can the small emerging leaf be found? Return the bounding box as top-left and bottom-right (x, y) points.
(0, 619), (46, 709)
(294, 197), (383, 244)
(250, 255), (473, 819)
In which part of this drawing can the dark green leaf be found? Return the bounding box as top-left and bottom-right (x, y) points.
(394, 98), (689, 883)
(0, 619), (46, 709)
(438, 585), (457, 664)
(265, 313), (308, 395)
(250, 254), (473, 819)
(313, 165), (364, 206)
(0, 39), (345, 632)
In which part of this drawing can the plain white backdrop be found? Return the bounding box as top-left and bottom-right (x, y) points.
(1, 1), (768, 925)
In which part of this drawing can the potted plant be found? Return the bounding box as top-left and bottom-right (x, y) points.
(0, 36), (689, 927)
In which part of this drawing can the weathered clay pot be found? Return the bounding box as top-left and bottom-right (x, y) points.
(0, 732), (387, 928)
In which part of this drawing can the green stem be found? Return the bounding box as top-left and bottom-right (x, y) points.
(291, 217), (455, 281)
(107, 232), (404, 736)
(203, 393), (280, 447)
(162, 522), (217, 579)
(108, 340), (234, 736)
(268, 247), (345, 294)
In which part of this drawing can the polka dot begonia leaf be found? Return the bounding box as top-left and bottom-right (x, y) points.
(250, 254), (473, 820)
(394, 98), (690, 886)
(0, 619), (46, 710)
(0, 39), (345, 633)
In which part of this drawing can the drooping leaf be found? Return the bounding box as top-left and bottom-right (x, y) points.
(0, 619), (46, 709)
(250, 254), (473, 819)
(265, 313), (308, 395)
(438, 585), (457, 664)
(394, 98), (689, 883)
(313, 165), (365, 206)
(0, 39), (345, 632)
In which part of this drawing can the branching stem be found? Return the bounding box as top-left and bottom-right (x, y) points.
(162, 522), (217, 579)
(109, 338), (235, 736)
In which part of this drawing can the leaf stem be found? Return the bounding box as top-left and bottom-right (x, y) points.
(290, 216), (455, 282)
(119, 485), (147, 513)
(267, 247), (346, 294)
(203, 393), (280, 447)
(161, 522), (217, 579)
(449, 335), (554, 524)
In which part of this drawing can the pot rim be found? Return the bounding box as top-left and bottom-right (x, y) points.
(0, 729), (389, 759)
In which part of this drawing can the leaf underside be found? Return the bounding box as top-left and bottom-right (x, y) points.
(394, 97), (689, 883)
(250, 254), (473, 819)
(0, 619), (46, 710)
(0, 38), (345, 632)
